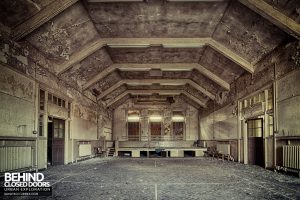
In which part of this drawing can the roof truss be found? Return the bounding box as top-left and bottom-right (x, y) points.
(97, 79), (215, 100)
(83, 63), (230, 90)
(56, 37), (254, 74)
(12, 0), (78, 41)
(106, 89), (207, 108)
(239, 0), (300, 40)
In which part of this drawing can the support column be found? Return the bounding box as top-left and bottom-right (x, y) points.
(263, 90), (269, 168)
(237, 101), (242, 163)
(243, 118), (248, 164)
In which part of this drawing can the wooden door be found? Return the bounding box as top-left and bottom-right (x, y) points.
(151, 122), (161, 135)
(128, 122), (140, 141)
(150, 122), (161, 140)
(52, 119), (65, 165)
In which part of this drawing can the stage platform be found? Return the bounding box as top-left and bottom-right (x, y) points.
(117, 147), (207, 158)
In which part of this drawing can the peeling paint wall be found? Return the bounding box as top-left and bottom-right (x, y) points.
(277, 69), (300, 136)
(72, 102), (97, 140)
(0, 39), (29, 74)
(0, 65), (35, 137)
(0, 36), (112, 168)
(26, 2), (99, 65)
(201, 104), (237, 141)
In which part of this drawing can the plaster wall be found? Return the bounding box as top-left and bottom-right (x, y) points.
(0, 65), (35, 137)
(277, 69), (300, 137)
(200, 104), (237, 141)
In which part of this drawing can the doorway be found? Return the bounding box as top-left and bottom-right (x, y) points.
(150, 122), (162, 140)
(247, 118), (264, 167)
(47, 118), (65, 165)
(127, 122), (140, 141)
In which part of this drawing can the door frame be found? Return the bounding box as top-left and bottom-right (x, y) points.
(246, 118), (264, 167)
(47, 115), (69, 165)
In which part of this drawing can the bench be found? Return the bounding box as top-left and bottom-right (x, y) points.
(204, 145), (234, 161)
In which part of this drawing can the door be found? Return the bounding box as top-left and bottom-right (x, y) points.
(48, 118), (65, 165)
(150, 122), (162, 140)
(127, 122), (140, 141)
(47, 122), (53, 165)
(173, 122), (184, 140)
(247, 118), (264, 167)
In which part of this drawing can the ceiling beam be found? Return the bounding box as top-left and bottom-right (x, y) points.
(57, 38), (106, 74)
(239, 0), (300, 40)
(207, 39), (254, 73)
(167, 0), (225, 2)
(83, 63), (230, 90)
(104, 38), (253, 73)
(12, 0), (78, 41)
(107, 93), (131, 109)
(104, 38), (209, 47)
(106, 89), (207, 107)
(56, 37), (254, 74)
(181, 91), (207, 108)
(97, 79), (215, 100)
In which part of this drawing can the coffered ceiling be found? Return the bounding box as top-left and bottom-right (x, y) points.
(1, 0), (298, 109)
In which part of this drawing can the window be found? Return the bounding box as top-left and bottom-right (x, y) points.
(53, 119), (65, 138)
(247, 119), (263, 137)
(39, 89), (45, 111)
(243, 91), (268, 109)
(48, 92), (67, 109)
(53, 96), (58, 105)
(62, 100), (65, 108)
(48, 93), (52, 102)
(269, 115), (273, 136)
(58, 98), (62, 107)
(68, 102), (71, 118)
(39, 115), (44, 136)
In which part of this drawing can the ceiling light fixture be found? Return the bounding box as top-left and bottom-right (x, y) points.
(172, 115), (185, 122)
(160, 83), (185, 86)
(159, 92), (181, 95)
(162, 43), (204, 48)
(88, 0), (143, 3)
(167, 0), (224, 2)
(127, 115), (140, 122)
(119, 68), (150, 71)
(126, 83), (152, 86)
(107, 44), (150, 48)
(149, 116), (162, 122)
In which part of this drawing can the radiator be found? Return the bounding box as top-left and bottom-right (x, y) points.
(283, 145), (300, 170)
(79, 144), (91, 157)
(0, 146), (33, 173)
(216, 144), (231, 155)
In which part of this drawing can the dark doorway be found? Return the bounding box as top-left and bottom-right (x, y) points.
(184, 151), (195, 157)
(47, 121), (53, 165)
(47, 118), (65, 165)
(247, 118), (264, 167)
